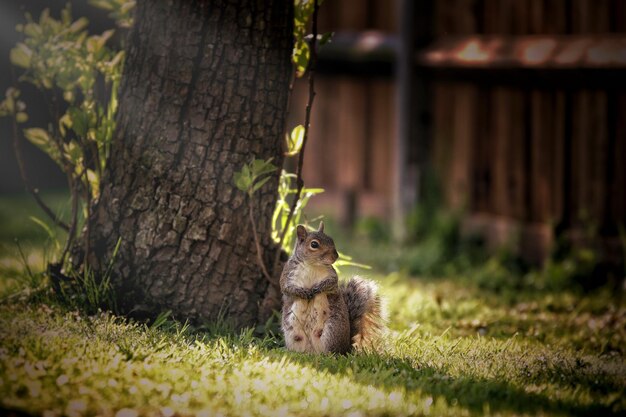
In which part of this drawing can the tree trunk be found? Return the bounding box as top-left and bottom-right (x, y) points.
(87, 0), (293, 328)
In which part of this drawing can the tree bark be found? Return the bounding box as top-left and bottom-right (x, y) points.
(87, 0), (293, 328)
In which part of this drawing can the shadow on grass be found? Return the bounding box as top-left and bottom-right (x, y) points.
(263, 351), (621, 417)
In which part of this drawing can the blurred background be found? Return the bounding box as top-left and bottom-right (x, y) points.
(289, 0), (626, 288)
(2, 0), (625, 290)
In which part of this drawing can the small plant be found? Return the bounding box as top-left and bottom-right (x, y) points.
(271, 170), (324, 252)
(1, 2), (130, 269)
(234, 158), (280, 284)
(234, 157), (324, 254)
(56, 237), (121, 314)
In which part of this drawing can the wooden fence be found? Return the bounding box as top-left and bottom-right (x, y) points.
(427, 0), (626, 263)
(290, 0), (626, 264)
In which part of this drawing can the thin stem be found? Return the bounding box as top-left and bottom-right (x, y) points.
(82, 169), (91, 264)
(60, 175), (79, 265)
(14, 239), (34, 281)
(10, 111), (70, 232)
(248, 193), (277, 288)
(272, 0), (319, 274)
(281, 67), (297, 146)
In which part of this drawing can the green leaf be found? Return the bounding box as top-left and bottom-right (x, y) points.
(109, 50), (125, 68)
(6, 87), (20, 99)
(64, 141), (83, 165)
(242, 164), (251, 181)
(285, 125), (305, 156)
(302, 187), (324, 195)
(68, 107), (88, 136)
(235, 158), (276, 194)
(69, 17), (89, 33)
(22, 22), (43, 38)
(29, 216), (55, 240)
(293, 40), (310, 78)
(23, 127), (64, 168)
(88, 0), (115, 11)
(234, 170), (251, 192)
(61, 5), (72, 24)
(23, 128), (50, 147)
(87, 29), (115, 53)
(251, 158), (276, 177)
(39, 8), (51, 25)
(86, 169), (100, 198)
(15, 112), (29, 123)
(10, 43), (32, 68)
(59, 113), (72, 136)
(251, 175), (273, 193)
(2, 95), (15, 114)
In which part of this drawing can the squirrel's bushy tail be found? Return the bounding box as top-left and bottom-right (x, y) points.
(340, 276), (387, 350)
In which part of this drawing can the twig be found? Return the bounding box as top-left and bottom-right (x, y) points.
(248, 195), (277, 288)
(41, 86), (85, 265)
(60, 175), (80, 265)
(272, 0), (319, 274)
(281, 68), (297, 146)
(82, 169), (91, 265)
(10, 110), (70, 232)
(14, 239), (34, 281)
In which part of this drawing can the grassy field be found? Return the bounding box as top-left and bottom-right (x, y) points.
(0, 193), (625, 417)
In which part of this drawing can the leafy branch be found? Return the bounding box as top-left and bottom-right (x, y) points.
(1, 2), (130, 268)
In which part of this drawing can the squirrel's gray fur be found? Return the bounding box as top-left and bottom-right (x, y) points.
(280, 222), (386, 354)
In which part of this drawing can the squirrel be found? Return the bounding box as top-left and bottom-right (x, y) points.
(280, 221), (386, 354)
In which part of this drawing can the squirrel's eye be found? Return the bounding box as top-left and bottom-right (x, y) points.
(310, 240), (320, 249)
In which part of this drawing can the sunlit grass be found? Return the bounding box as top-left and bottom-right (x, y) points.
(0, 193), (625, 416)
(1, 271), (624, 417)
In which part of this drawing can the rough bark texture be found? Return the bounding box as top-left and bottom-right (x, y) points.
(87, 0), (293, 328)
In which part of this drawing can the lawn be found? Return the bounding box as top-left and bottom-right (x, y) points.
(0, 193), (624, 417)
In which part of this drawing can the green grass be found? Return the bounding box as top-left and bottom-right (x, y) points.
(0, 191), (70, 245)
(0, 191), (70, 300)
(0, 194), (625, 417)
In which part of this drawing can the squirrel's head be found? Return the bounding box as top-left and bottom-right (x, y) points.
(295, 221), (339, 266)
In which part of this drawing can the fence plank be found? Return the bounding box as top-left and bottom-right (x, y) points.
(492, 87), (510, 216)
(552, 92), (566, 225)
(370, 80), (394, 197)
(530, 90), (551, 222)
(336, 79), (367, 190)
(451, 84), (476, 209)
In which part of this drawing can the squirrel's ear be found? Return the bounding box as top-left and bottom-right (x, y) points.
(296, 225), (307, 242)
(318, 221), (324, 233)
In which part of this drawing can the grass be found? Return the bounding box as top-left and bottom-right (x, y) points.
(1, 193), (625, 417)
